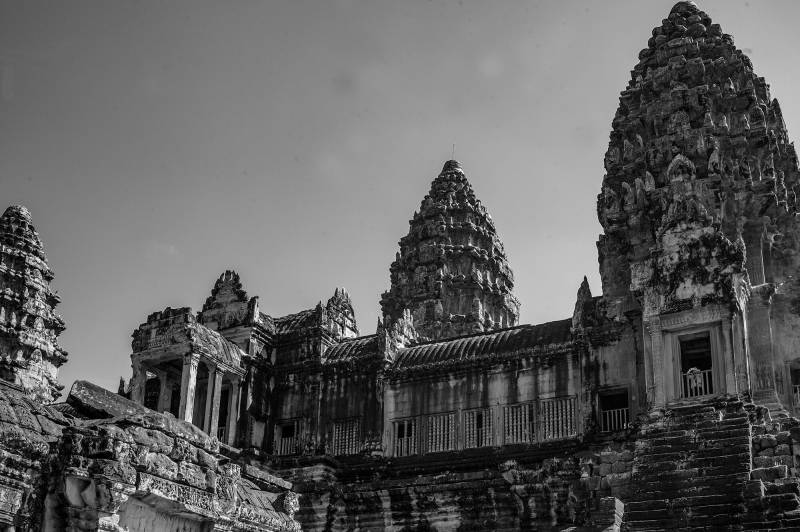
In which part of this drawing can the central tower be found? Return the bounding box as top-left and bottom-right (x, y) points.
(381, 160), (519, 342)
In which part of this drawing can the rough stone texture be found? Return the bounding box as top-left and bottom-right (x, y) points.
(7, 1), (800, 530)
(49, 380), (300, 531)
(0, 206), (67, 402)
(380, 160), (520, 342)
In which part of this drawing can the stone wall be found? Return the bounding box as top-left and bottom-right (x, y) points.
(279, 439), (633, 531)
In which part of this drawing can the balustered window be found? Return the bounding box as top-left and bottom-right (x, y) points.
(331, 418), (360, 456)
(426, 412), (456, 453)
(393, 418), (418, 457)
(539, 396), (577, 441)
(503, 403), (535, 444)
(274, 419), (300, 456)
(680, 332), (713, 398)
(599, 390), (629, 432)
(463, 408), (493, 448)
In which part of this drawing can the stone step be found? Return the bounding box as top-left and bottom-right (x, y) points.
(685, 501), (746, 517)
(626, 493), (746, 513)
(631, 474), (749, 499)
(638, 427), (694, 437)
(624, 518), (681, 530)
(696, 426), (751, 439)
(765, 480), (800, 497)
(694, 418), (751, 430)
(751, 465), (789, 483)
(638, 434), (697, 446)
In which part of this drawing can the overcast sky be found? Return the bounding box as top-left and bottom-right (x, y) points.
(2, 0), (800, 398)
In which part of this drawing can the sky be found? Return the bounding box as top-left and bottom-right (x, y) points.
(2, 0), (800, 398)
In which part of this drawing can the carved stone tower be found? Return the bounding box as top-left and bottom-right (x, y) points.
(381, 160), (520, 341)
(597, 1), (800, 408)
(0, 205), (66, 401)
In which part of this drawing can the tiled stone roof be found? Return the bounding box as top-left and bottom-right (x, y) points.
(390, 319), (573, 371)
(323, 334), (378, 362)
(274, 309), (317, 335)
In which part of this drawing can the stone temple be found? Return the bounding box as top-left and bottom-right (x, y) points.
(5, 1), (800, 530)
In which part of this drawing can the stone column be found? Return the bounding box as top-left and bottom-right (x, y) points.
(156, 370), (171, 413)
(205, 365), (224, 436)
(227, 377), (242, 446)
(179, 354), (200, 424)
(748, 286), (779, 406)
(130, 359), (147, 405)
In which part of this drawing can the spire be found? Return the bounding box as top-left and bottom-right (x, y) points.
(381, 161), (519, 341)
(0, 205), (67, 402)
(597, 2), (800, 308)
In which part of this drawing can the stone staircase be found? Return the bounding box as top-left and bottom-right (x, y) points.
(621, 396), (800, 531)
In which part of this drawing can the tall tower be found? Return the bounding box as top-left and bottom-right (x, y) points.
(596, 1), (800, 407)
(381, 160), (519, 342)
(0, 205), (67, 402)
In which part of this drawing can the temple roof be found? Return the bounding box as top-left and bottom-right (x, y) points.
(596, 0), (800, 301)
(390, 319), (573, 371)
(381, 160), (520, 342)
(0, 205), (67, 401)
(132, 307), (243, 369)
(322, 318), (574, 368)
(274, 308), (317, 335)
(324, 334), (378, 363)
(0, 205), (46, 261)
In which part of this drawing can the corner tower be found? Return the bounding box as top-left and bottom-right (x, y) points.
(0, 205), (66, 401)
(597, 1), (800, 408)
(381, 160), (519, 341)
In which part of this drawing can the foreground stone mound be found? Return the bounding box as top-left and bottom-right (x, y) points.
(0, 379), (301, 531)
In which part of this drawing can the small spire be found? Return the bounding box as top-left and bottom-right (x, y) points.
(2, 205), (33, 224)
(670, 1), (699, 15)
(441, 160), (462, 173)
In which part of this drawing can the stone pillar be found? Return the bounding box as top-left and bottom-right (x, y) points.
(155, 370), (170, 413)
(204, 365), (223, 436)
(130, 360), (147, 405)
(748, 285), (780, 407)
(179, 354), (200, 424)
(227, 377), (242, 446)
(643, 316), (662, 408)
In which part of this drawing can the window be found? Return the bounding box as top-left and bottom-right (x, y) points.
(539, 396), (577, 441)
(274, 420), (300, 456)
(503, 403), (535, 444)
(393, 419), (418, 457)
(331, 418), (360, 456)
(792, 369), (800, 407)
(680, 332), (713, 398)
(427, 412), (456, 453)
(599, 390), (629, 432)
(463, 408), (493, 448)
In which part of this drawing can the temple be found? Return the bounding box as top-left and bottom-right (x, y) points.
(3, 1), (800, 530)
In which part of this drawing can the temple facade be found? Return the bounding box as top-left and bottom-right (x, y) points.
(4, 1), (800, 530)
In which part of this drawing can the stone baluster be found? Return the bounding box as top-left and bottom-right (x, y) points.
(178, 354), (200, 424)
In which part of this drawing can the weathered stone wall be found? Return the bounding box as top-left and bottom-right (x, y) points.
(280, 439), (634, 531)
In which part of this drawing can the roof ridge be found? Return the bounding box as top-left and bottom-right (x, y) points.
(407, 318), (571, 348)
